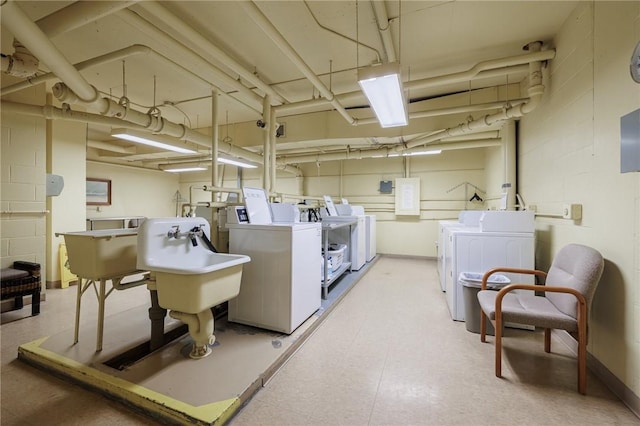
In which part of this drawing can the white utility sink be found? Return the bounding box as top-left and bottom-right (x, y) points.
(137, 217), (250, 358)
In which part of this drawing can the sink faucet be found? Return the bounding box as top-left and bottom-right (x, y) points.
(168, 224), (206, 247)
(167, 225), (181, 239)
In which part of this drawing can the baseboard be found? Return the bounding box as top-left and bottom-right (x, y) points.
(553, 330), (640, 419)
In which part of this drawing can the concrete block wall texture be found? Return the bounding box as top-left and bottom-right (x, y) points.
(1, 85), (47, 274)
(518, 1), (640, 398)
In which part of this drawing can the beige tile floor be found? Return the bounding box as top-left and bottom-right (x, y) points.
(2, 256), (639, 425)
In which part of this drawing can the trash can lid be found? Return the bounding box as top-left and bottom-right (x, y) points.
(458, 272), (511, 289)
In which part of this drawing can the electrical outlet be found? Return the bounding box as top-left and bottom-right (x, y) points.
(562, 203), (582, 220)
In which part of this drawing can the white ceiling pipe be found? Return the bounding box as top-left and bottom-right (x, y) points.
(411, 99), (527, 119)
(276, 58), (536, 118)
(2, 99), (302, 176)
(0, 41), (38, 77)
(404, 49), (554, 92)
(277, 139), (502, 165)
(117, 9), (264, 113)
(262, 95), (271, 191)
(241, 1), (358, 126)
(400, 43), (547, 151)
(369, 0), (396, 63)
(270, 107), (277, 194)
(1, 1), (100, 103)
(1, 44), (259, 115)
(211, 89), (220, 194)
(35, 1), (137, 38)
(2, 44), (150, 96)
(5, 2), (250, 151)
(138, 2), (287, 106)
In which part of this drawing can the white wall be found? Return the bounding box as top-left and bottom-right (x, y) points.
(519, 1), (640, 397)
(300, 148), (489, 257)
(86, 162), (179, 220)
(48, 120), (86, 285)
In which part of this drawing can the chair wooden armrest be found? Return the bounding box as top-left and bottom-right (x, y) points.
(481, 267), (547, 290)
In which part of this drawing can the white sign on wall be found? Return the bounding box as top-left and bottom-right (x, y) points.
(394, 178), (421, 216)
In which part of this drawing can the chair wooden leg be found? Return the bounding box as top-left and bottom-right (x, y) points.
(578, 325), (587, 394)
(495, 317), (502, 378)
(544, 328), (551, 353)
(480, 311), (486, 342)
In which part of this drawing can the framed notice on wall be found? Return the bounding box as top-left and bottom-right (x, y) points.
(395, 178), (420, 216)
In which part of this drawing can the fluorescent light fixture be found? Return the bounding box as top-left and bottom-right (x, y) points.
(111, 129), (197, 154)
(358, 62), (408, 128)
(162, 166), (208, 173)
(217, 156), (258, 168)
(403, 150), (442, 156)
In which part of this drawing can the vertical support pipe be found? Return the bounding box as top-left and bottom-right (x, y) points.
(211, 89), (219, 201)
(262, 95), (271, 191)
(503, 120), (517, 210)
(269, 107), (277, 194)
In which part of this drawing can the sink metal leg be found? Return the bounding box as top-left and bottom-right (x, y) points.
(96, 279), (107, 351)
(148, 290), (167, 352)
(73, 277), (83, 344)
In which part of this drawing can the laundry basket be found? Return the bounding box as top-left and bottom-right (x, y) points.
(459, 272), (510, 334)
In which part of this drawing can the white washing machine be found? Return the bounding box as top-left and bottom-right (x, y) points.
(227, 222), (321, 334)
(226, 188), (322, 334)
(445, 211), (535, 322)
(365, 215), (376, 262)
(437, 211), (485, 291)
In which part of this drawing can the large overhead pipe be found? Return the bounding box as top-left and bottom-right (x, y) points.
(1, 1), (101, 103)
(116, 9), (264, 112)
(138, 2), (287, 105)
(275, 50), (551, 116)
(242, 1), (358, 126)
(370, 0), (396, 63)
(35, 1), (137, 38)
(2, 100), (302, 177)
(277, 139), (502, 165)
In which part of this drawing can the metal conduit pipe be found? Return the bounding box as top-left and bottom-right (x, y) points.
(277, 139), (502, 165)
(369, 0), (396, 63)
(116, 9), (264, 112)
(241, 1), (358, 126)
(138, 2), (287, 106)
(35, 1), (137, 38)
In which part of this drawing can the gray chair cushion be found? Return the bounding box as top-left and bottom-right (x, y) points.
(545, 244), (604, 318)
(477, 290), (578, 332)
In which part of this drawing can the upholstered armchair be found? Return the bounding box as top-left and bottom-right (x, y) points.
(477, 244), (604, 394)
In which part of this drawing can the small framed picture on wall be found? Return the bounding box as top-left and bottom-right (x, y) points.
(86, 178), (111, 206)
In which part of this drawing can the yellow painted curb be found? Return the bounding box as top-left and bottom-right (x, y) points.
(18, 337), (239, 425)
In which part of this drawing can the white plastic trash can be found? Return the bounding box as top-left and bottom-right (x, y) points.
(459, 272), (511, 335)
